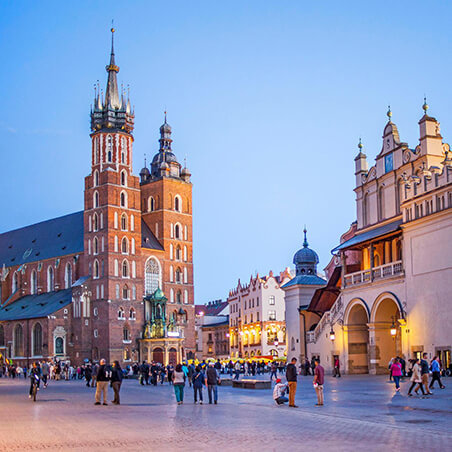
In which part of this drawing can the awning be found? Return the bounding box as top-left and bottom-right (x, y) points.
(331, 219), (402, 253)
(307, 266), (341, 314)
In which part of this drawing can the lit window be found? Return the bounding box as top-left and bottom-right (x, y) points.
(268, 310), (276, 321)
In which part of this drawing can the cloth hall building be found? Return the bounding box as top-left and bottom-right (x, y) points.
(0, 30), (195, 367)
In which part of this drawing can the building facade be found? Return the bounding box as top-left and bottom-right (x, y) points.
(0, 30), (195, 367)
(201, 317), (230, 361)
(228, 270), (292, 359)
(304, 104), (452, 374)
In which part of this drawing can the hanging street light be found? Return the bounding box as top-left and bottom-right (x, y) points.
(329, 327), (335, 341)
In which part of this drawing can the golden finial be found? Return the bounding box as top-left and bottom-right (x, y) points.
(387, 105), (392, 120)
(422, 96), (429, 114)
(358, 137), (363, 150)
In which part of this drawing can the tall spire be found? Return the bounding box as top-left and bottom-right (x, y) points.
(105, 27), (120, 109)
(303, 226), (309, 248)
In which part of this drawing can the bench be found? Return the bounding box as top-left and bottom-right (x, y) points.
(218, 378), (232, 386)
(232, 379), (271, 389)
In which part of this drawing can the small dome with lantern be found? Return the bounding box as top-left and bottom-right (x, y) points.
(293, 228), (319, 276)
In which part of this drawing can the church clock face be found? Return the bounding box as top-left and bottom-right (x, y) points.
(385, 152), (393, 173)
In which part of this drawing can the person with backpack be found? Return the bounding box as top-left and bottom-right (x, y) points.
(192, 365), (205, 404)
(172, 364), (186, 404)
(206, 362), (220, 404)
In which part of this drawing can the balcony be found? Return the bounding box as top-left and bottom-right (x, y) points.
(344, 260), (404, 287)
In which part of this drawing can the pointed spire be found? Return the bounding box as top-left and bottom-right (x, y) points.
(105, 26), (120, 109)
(303, 226), (309, 248)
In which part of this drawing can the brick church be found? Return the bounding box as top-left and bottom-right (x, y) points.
(0, 29), (195, 367)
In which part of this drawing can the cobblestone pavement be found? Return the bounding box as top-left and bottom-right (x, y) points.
(0, 374), (451, 451)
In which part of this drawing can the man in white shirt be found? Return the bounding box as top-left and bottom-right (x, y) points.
(273, 378), (289, 405)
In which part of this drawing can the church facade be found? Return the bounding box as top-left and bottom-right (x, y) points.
(0, 30), (195, 367)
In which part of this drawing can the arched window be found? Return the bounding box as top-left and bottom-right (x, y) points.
(33, 323), (42, 356)
(29, 269), (37, 293)
(121, 214), (127, 231)
(175, 268), (182, 283)
(93, 237), (99, 255)
(94, 170), (99, 187)
(184, 246), (187, 262)
(114, 236), (118, 252)
(145, 257), (161, 295)
(93, 191), (99, 208)
(184, 289), (188, 304)
(120, 170), (127, 186)
(121, 237), (128, 254)
(170, 265), (174, 282)
(55, 337), (64, 355)
(123, 347), (131, 361)
(148, 196), (155, 212)
(118, 307), (125, 320)
(114, 212), (118, 229)
(93, 213), (99, 231)
(14, 324), (23, 357)
(176, 246), (181, 261)
(363, 193), (369, 227)
(123, 327), (130, 341)
(129, 308), (136, 320)
(120, 191), (127, 208)
(378, 186), (385, 221)
(176, 290), (182, 304)
(184, 267), (188, 283)
(174, 195), (182, 212)
(114, 259), (119, 277)
(182, 310), (188, 324)
(174, 224), (181, 239)
(65, 264), (72, 289)
(131, 238), (136, 255)
(170, 288), (174, 303)
(93, 260), (99, 279)
(122, 260), (129, 278)
(12, 272), (18, 292)
(115, 284), (120, 298)
(47, 266), (54, 292)
(122, 285), (129, 299)
(132, 284), (136, 300)
(107, 135), (113, 162)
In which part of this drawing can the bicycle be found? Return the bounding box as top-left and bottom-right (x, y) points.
(31, 374), (40, 402)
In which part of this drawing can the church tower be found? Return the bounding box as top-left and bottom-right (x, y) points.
(84, 29), (143, 362)
(139, 116), (195, 359)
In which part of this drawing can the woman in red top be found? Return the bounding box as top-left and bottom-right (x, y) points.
(390, 358), (403, 392)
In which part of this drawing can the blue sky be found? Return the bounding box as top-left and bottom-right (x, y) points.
(1, 1), (451, 303)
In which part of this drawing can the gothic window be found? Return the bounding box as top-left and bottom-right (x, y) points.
(121, 137), (126, 162)
(121, 214), (127, 231)
(176, 246), (181, 261)
(114, 259), (119, 277)
(120, 191), (127, 208)
(93, 213), (99, 231)
(174, 195), (182, 212)
(12, 271), (18, 292)
(32, 323), (42, 356)
(175, 268), (182, 283)
(120, 170), (127, 186)
(114, 212), (118, 229)
(148, 196), (155, 212)
(93, 237), (99, 255)
(94, 170), (99, 187)
(115, 284), (120, 299)
(184, 289), (188, 304)
(378, 186), (385, 221)
(145, 258), (160, 295)
(55, 337), (64, 355)
(93, 260), (99, 279)
(170, 288), (174, 303)
(176, 290), (182, 304)
(131, 238), (135, 255)
(131, 215), (134, 231)
(183, 267), (187, 283)
(363, 193), (369, 227)
(131, 261), (136, 278)
(122, 285), (129, 299)
(132, 285), (136, 300)
(175, 224), (181, 239)
(47, 266), (54, 292)
(65, 264), (72, 289)
(129, 307), (136, 320)
(114, 236), (118, 252)
(121, 237), (128, 254)
(182, 310), (188, 324)
(93, 191), (99, 208)
(184, 246), (187, 261)
(107, 135), (113, 162)
(14, 324), (23, 357)
(118, 307), (125, 320)
(122, 260), (129, 278)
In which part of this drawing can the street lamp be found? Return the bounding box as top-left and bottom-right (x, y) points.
(329, 327), (335, 341)
(390, 322), (397, 337)
(274, 341), (279, 347)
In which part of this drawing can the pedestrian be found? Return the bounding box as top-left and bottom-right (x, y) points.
(110, 360), (123, 405)
(187, 363), (195, 387)
(94, 358), (110, 406)
(234, 361), (241, 380)
(407, 358), (425, 396)
(206, 362), (220, 404)
(333, 356), (341, 378)
(313, 358), (325, 406)
(269, 362), (277, 381)
(91, 362), (98, 387)
(85, 364), (92, 387)
(192, 365), (205, 404)
(172, 364), (186, 405)
(285, 357), (298, 408)
(41, 361), (49, 388)
(420, 353), (433, 395)
(167, 364), (174, 385)
(429, 356), (445, 390)
(273, 378), (289, 405)
(28, 362), (41, 399)
(388, 357), (394, 381)
(390, 357), (403, 392)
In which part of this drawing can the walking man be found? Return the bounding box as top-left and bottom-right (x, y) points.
(313, 358), (325, 406)
(269, 362), (278, 381)
(94, 359), (110, 406)
(286, 357), (298, 408)
(420, 353), (433, 395)
(333, 357), (341, 378)
(206, 362), (220, 404)
(41, 361), (49, 388)
(429, 356), (445, 390)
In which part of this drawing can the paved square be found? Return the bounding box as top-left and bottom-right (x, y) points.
(0, 375), (451, 451)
